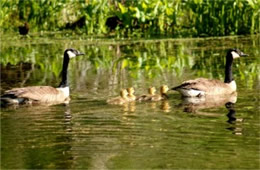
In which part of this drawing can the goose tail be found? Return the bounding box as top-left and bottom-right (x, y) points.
(0, 95), (26, 107)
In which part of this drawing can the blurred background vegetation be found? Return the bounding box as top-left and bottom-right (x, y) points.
(1, 0), (259, 37)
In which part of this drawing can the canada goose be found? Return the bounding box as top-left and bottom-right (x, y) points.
(0, 48), (84, 107)
(136, 87), (156, 101)
(107, 89), (128, 105)
(149, 85), (169, 101)
(126, 87), (136, 101)
(19, 22), (29, 35)
(171, 49), (247, 97)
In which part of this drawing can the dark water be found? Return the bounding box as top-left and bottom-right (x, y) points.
(1, 34), (259, 169)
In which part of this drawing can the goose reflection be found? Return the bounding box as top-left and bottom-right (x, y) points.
(181, 92), (238, 114)
(64, 106), (73, 132)
(226, 102), (237, 124)
(225, 102), (243, 135)
(180, 92), (243, 135)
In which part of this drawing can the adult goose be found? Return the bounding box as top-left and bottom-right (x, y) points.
(171, 49), (247, 97)
(1, 48), (84, 106)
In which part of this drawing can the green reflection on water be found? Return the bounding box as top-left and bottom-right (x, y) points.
(1, 34), (259, 169)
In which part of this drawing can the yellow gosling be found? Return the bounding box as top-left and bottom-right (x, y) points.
(107, 89), (128, 105)
(136, 87), (156, 101)
(149, 85), (169, 101)
(127, 87), (136, 102)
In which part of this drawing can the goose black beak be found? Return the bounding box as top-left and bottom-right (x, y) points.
(78, 53), (85, 56)
(239, 51), (248, 57)
(77, 51), (85, 56)
(240, 52), (248, 57)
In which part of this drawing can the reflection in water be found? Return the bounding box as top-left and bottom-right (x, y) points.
(226, 102), (237, 124)
(181, 92), (237, 114)
(1, 105), (76, 169)
(160, 100), (171, 113)
(180, 93), (244, 135)
(64, 106), (72, 132)
(149, 102), (157, 110)
(225, 102), (243, 135)
(122, 102), (136, 113)
(0, 63), (35, 93)
(50, 106), (74, 169)
(137, 100), (172, 113)
(120, 100), (171, 113)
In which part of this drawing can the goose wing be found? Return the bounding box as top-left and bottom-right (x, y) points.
(172, 78), (228, 93)
(2, 86), (67, 103)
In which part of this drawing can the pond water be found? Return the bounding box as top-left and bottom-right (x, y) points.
(1, 33), (259, 169)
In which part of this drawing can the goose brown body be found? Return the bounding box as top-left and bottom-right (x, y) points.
(2, 86), (70, 104)
(173, 78), (236, 97)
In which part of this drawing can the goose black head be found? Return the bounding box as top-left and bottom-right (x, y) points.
(65, 48), (85, 59)
(228, 49), (248, 59)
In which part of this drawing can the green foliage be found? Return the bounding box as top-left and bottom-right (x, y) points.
(186, 0), (260, 36)
(0, 0), (259, 37)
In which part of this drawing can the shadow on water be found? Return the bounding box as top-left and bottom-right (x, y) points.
(1, 35), (259, 169)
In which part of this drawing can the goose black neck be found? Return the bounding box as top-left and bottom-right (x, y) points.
(58, 54), (70, 87)
(224, 53), (234, 83)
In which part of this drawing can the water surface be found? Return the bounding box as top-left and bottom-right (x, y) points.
(1, 34), (259, 169)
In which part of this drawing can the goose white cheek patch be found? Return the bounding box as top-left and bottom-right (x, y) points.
(67, 51), (76, 58)
(231, 51), (240, 59)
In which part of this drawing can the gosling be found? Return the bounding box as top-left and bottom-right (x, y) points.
(136, 87), (156, 101)
(149, 85), (169, 101)
(107, 89), (128, 105)
(127, 87), (136, 102)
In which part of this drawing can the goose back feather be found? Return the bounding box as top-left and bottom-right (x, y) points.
(173, 78), (236, 97)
